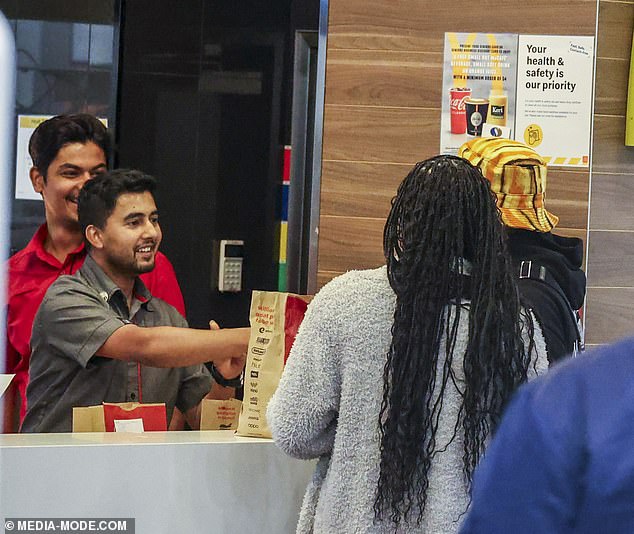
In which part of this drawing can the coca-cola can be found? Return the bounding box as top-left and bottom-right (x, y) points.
(449, 87), (471, 134)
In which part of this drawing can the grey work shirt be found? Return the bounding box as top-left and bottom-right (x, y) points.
(22, 255), (212, 433)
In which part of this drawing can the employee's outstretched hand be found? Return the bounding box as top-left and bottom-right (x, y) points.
(208, 320), (248, 380)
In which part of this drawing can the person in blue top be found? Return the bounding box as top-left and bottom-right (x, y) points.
(461, 336), (634, 534)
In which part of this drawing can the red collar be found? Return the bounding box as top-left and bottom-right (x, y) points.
(26, 224), (86, 268)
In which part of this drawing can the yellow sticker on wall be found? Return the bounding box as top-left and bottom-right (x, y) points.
(524, 124), (543, 148)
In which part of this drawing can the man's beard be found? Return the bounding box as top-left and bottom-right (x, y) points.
(105, 252), (156, 277)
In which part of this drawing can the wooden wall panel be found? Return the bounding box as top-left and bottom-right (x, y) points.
(327, 0), (596, 51)
(322, 106), (439, 164)
(318, 0), (596, 311)
(317, 271), (343, 288)
(320, 163), (589, 226)
(325, 50), (442, 108)
(591, 115), (634, 174)
(318, 215), (384, 273)
(590, 173), (634, 230)
(596, 0), (634, 59)
(585, 0), (634, 344)
(594, 58), (629, 116)
(546, 170), (589, 230)
(584, 288), (634, 343)
(320, 161), (407, 218)
(587, 230), (634, 287)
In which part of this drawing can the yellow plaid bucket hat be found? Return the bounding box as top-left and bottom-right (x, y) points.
(458, 138), (558, 232)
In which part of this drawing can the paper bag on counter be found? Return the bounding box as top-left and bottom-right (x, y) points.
(72, 402), (167, 432)
(103, 402), (167, 432)
(200, 398), (242, 430)
(236, 290), (312, 438)
(72, 405), (106, 432)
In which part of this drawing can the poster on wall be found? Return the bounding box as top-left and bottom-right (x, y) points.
(15, 115), (109, 200)
(515, 35), (594, 166)
(440, 32), (519, 155)
(440, 32), (594, 167)
(15, 115), (51, 200)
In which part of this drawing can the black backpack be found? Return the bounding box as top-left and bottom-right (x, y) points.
(517, 259), (584, 363)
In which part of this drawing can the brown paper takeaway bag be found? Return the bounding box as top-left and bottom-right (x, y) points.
(236, 290), (312, 438)
(200, 398), (242, 430)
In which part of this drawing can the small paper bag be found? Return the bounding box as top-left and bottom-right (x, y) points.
(72, 405), (106, 432)
(200, 398), (242, 430)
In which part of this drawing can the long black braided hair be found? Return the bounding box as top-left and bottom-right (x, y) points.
(374, 155), (535, 528)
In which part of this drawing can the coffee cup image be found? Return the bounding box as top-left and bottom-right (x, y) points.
(465, 98), (489, 136)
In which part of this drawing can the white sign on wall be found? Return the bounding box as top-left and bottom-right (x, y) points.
(15, 115), (109, 201)
(15, 115), (49, 200)
(515, 35), (594, 166)
(441, 33), (595, 167)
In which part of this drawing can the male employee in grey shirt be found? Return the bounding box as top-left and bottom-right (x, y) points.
(22, 169), (250, 433)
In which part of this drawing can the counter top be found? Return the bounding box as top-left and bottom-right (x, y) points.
(0, 430), (314, 534)
(0, 429), (269, 448)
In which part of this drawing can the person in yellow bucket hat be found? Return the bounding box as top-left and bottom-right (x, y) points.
(459, 138), (586, 363)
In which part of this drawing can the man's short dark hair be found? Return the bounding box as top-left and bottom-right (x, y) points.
(28, 114), (111, 180)
(78, 169), (157, 237)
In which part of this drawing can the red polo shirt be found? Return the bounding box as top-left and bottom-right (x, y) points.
(6, 224), (186, 423)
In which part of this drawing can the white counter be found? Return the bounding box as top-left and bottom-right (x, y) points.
(0, 431), (315, 534)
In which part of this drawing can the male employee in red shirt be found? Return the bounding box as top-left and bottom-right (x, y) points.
(4, 114), (185, 431)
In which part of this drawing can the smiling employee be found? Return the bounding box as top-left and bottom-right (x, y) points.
(5, 115), (186, 430)
(22, 169), (249, 433)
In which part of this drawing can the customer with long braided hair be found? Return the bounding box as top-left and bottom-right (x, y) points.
(268, 154), (548, 533)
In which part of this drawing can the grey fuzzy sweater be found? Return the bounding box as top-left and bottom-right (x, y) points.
(267, 266), (548, 534)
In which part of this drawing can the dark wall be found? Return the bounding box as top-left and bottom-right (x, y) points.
(0, 0), (117, 253)
(117, 0), (318, 328)
(1, 0), (319, 327)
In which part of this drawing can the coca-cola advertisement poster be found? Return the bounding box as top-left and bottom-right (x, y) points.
(440, 32), (518, 155)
